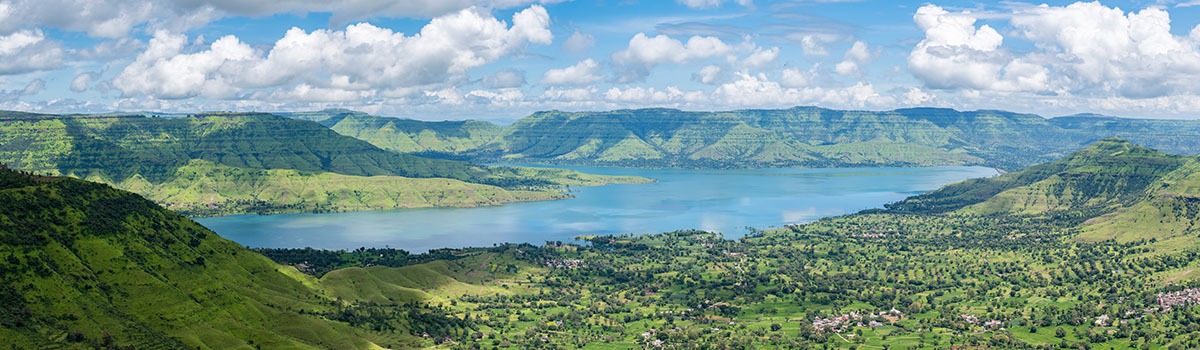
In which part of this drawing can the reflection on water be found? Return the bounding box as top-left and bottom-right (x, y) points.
(196, 165), (998, 253)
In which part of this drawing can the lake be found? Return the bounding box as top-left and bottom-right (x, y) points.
(196, 165), (998, 253)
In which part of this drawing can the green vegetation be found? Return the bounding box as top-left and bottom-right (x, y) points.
(10, 132), (1200, 348)
(294, 107), (1200, 171)
(0, 164), (397, 348)
(0, 112), (648, 216)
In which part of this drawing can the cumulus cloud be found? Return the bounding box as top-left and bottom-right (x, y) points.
(614, 33), (733, 66)
(0, 29), (63, 74)
(1010, 2), (1200, 97)
(541, 59), (602, 85)
(910, 2), (1200, 100)
(113, 6), (553, 100)
(612, 33), (735, 82)
(711, 72), (889, 108)
(693, 65), (723, 84)
(834, 41), (870, 76)
(780, 66), (817, 88)
(907, 5), (1009, 90)
(741, 46), (779, 68)
(788, 33), (842, 56)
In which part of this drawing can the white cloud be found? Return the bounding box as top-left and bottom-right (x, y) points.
(1009, 2), (1200, 97)
(693, 65), (723, 84)
(0, 0), (561, 38)
(711, 72), (890, 108)
(604, 86), (704, 104)
(844, 40), (870, 63)
(612, 33), (735, 82)
(563, 30), (595, 54)
(910, 2), (1200, 100)
(541, 59), (602, 85)
(741, 46), (779, 68)
(903, 87), (934, 105)
(113, 31), (255, 99)
(0, 29), (62, 74)
(835, 41), (871, 76)
(613, 33), (733, 66)
(113, 6), (553, 100)
(542, 87), (596, 101)
(907, 5), (1008, 90)
(780, 66), (817, 88)
(677, 0), (753, 9)
(71, 72), (99, 92)
(789, 33), (841, 56)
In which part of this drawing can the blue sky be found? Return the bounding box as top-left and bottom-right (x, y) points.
(5, 0), (1200, 120)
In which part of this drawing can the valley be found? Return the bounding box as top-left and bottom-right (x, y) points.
(5, 135), (1200, 348)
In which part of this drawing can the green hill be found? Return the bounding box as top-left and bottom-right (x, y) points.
(885, 138), (1200, 246)
(0, 165), (395, 348)
(293, 107), (1200, 171)
(0, 112), (647, 216)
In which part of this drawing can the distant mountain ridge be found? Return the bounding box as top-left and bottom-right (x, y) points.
(285, 107), (1200, 171)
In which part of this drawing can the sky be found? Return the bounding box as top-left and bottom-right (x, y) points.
(5, 0), (1200, 120)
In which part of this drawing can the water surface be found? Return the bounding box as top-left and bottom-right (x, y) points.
(196, 166), (997, 252)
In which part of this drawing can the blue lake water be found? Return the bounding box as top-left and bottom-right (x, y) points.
(196, 166), (998, 253)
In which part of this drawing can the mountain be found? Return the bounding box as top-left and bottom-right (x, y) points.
(0, 165), (393, 348)
(291, 107), (1200, 171)
(0, 112), (490, 182)
(0, 112), (647, 216)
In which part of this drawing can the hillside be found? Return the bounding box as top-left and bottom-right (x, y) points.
(0, 165), (394, 348)
(885, 138), (1200, 246)
(0, 112), (647, 216)
(295, 107), (1200, 171)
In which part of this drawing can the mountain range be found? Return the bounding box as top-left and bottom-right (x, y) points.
(285, 107), (1200, 171)
(0, 111), (646, 216)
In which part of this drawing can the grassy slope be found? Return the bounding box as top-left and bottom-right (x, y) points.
(0, 166), (399, 349)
